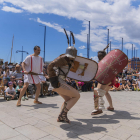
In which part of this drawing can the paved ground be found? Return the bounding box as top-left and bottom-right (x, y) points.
(0, 91), (140, 140)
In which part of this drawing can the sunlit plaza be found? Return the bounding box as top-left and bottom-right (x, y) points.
(0, 91), (140, 140)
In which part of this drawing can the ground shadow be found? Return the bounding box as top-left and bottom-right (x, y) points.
(60, 121), (108, 139)
(0, 99), (6, 102)
(92, 110), (140, 120)
(60, 110), (140, 139)
(22, 103), (59, 109)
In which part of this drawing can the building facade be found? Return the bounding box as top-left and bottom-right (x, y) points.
(128, 57), (140, 70)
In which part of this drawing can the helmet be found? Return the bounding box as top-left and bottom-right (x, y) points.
(64, 29), (77, 59)
(65, 46), (77, 58)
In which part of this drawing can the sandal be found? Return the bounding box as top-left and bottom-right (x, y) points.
(91, 109), (103, 115)
(107, 106), (114, 111)
(57, 102), (70, 124)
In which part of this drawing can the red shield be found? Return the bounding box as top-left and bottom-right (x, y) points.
(95, 49), (128, 85)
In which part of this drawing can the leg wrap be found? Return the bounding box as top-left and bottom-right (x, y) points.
(98, 89), (106, 110)
(94, 88), (99, 110)
(92, 88), (106, 112)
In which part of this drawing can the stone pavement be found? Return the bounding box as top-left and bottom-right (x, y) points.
(0, 91), (140, 140)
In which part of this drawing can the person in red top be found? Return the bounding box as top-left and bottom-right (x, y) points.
(111, 79), (121, 91)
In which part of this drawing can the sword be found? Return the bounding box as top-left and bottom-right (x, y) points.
(17, 71), (44, 75)
(103, 43), (110, 51)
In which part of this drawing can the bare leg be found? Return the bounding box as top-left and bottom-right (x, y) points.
(17, 82), (29, 106)
(59, 94), (71, 110)
(53, 82), (80, 123)
(34, 83), (42, 104)
(53, 84), (80, 110)
(105, 86), (113, 108)
(34, 83), (41, 101)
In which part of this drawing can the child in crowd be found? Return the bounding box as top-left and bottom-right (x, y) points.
(136, 78), (140, 91)
(110, 79), (121, 91)
(127, 80), (133, 91)
(16, 80), (28, 101)
(77, 81), (84, 91)
(132, 80), (137, 91)
(5, 81), (18, 101)
(121, 79), (127, 90)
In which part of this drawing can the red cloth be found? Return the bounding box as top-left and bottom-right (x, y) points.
(114, 83), (120, 88)
(109, 77), (116, 86)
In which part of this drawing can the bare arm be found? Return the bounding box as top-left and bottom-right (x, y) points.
(6, 92), (12, 96)
(22, 62), (26, 71)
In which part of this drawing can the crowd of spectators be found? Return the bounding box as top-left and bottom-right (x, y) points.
(110, 68), (140, 91)
(0, 61), (53, 101)
(0, 61), (140, 101)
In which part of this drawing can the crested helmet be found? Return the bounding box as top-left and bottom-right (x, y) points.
(64, 29), (77, 59)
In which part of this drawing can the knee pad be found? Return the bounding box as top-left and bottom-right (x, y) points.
(98, 89), (106, 110)
(97, 89), (106, 97)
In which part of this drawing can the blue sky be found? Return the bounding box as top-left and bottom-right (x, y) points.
(0, 0), (140, 63)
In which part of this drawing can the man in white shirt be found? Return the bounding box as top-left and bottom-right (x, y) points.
(17, 46), (44, 106)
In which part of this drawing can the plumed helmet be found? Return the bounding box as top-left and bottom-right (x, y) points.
(64, 29), (77, 59)
(65, 46), (77, 58)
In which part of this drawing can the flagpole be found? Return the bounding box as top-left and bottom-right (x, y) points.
(10, 35), (14, 63)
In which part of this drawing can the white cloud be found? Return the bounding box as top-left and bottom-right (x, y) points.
(29, 18), (36, 22)
(0, 0), (4, 3)
(1, 0), (140, 51)
(37, 18), (64, 33)
(124, 43), (138, 50)
(79, 53), (83, 56)
(79, 45), (86, 49)
(90, 56), (98, 62)
(2, 6), (23, 13)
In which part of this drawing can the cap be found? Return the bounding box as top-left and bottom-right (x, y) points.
(8, 81), (13, 85)
(18, 80), (23, 84)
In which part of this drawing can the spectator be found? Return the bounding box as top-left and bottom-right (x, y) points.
(0, 78), (4, 94)
(111, 79), (121, 91)
(5, 81), (18, 101)
(77, 81), (84, 91)
(0, 78), (2, 86)
(27, 84), (36, 98)
(0, 67), (3, 76)
(10, 76), (17, 89)
(136, 78), (140, 91)
(16, 80), (28, 100)
(3, 78), (8, 90)
(39, 68), (50, 97)
(127, 80), (133, 91)
(71, 79), (78, 90)
(132, 80), (137, 91)
(11, 66), (16, 76)
(3, 66), (12, 81)
(121, 79), (127, 90)
(14, 64), (23, 81)
(129, 77), (134, 84)
(2, 61), (8, 70)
